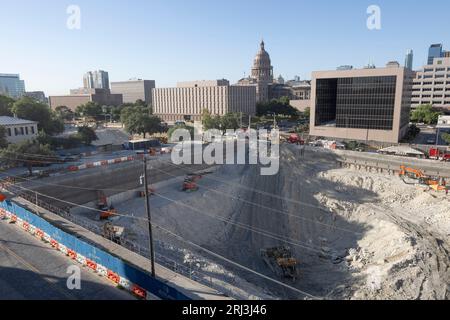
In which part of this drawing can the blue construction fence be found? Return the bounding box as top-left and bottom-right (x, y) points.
(0, 200), (191, 300)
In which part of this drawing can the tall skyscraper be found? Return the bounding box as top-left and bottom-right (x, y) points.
(404, 49), (414, 70)
(428, 44), (443, 65)
(83, 70), (110, 90)
(0, 73), (26, 99)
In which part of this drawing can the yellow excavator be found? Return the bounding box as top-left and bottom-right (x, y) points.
(261, 246), (298, 281)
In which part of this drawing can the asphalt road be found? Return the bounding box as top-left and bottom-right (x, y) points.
(0, 220), (134, 300)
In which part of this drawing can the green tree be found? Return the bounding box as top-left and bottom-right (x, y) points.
(76, 102), (103, 119)
(77, 126), (98, 145)
(12, 97), (64, 135)
(55, 106), (74, 121)
(1, 140), (56, 176)
(0, 95), (15, 116)
(411, 104), (442, 125)
(256, 97), (298, 117)
(442, 132), (450, 145)
(220, 113), (240, 131)
(303, 107), (311, 119)
(167, 124), (195, 142)
(0, 126), (8, 148)
(121, 106), (161, 138)
(202, 109), (220, 131)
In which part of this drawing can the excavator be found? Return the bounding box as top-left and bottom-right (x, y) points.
(399, 166), (448, 191)
(261, 246), (298, 281)
(97, 190), (117, 220)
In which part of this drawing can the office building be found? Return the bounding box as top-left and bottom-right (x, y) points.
(49, 88), (122, 111)
(24, 91), (47, 104)
(411, 57), (450, 110)
(152, 80), (256, 122)
(428, 44), (444, 65)
(405, 49), (414, 70)
(83, 70), (110, 90)
(0, 74), (25, 99)
(310, 63), (414, 143)
(0, 116), (38, 144)
(111, 79), (156, 104)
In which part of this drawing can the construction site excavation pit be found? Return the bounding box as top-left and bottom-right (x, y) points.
(26, 146), (450, 300)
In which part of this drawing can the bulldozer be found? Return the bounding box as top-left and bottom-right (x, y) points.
(261, 246), (298, 281)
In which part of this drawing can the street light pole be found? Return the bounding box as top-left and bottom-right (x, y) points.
(143, 157), (156, 277)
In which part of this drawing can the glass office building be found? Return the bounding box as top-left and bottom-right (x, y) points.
(0, 74), (26, 99)
(310, 65), (414, 143)
(428, 44), (443, 65)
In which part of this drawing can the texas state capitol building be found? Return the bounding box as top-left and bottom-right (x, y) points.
(152, 41), (281, 123)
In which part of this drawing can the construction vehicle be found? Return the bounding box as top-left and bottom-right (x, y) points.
(97, 191), (117, 220)
(182, 177), (200, 192)
(399, 166), (448, 191)
(261, 246), (298, 281)
(182, 172), (213, 192)
(287, 133), (305, 145)
(102, 222), (124, 244)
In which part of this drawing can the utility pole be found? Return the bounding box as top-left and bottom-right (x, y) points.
(143, 157), (156, 277)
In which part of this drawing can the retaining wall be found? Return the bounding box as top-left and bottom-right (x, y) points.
(0, 200), (191, 300)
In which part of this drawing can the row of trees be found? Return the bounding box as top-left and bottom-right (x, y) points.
(202, 110), (241, 132)
(256, 97), (299, 117)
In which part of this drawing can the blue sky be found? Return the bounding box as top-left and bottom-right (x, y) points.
(1, 0), (449, 95)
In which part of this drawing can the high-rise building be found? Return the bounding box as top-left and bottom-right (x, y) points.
(411, 57), (450, 111)
(428, 44), (444, 65)
(111, 79), (155, 105)
(0, 73), (25, 99)
(24, 91), (47, 104)
(405, 49), (414, 70)
(83, 70), (110, 90)
(152, 80), (256, 122)
(309, 63), (415, 143)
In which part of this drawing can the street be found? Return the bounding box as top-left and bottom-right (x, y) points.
(0, 220), (135, 300)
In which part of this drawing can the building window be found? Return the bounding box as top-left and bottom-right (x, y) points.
(14, 128), (18, 135)
(25, 127), (29, 135)
(7, 128), (11, 136)
(20, 127), (24, 135)
(31, 126), (35, 134)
